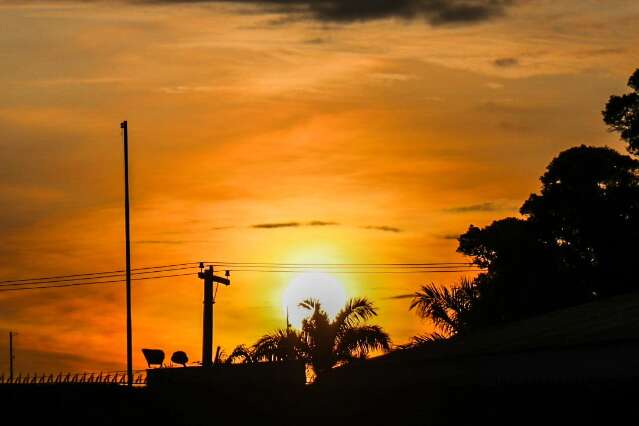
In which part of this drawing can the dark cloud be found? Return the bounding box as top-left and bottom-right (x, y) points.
(494, 57), (519, 67)
(364, 225), (402, 233)
(445, 202), (498, 213)
(439, 233), (460, 240)
(307, 220), (338, 226)
(252, 221), (300, 229)
(384, 293), (414, 300)
(251, 220), (338, 229)
(303, 37), (328, 44)
(137, 0), (517, 25)
(134, 240), (207, 244)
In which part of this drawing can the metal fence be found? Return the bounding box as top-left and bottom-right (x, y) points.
(0, 370), (147, 385)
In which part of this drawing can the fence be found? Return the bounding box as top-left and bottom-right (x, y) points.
(0, 370), (147, 386)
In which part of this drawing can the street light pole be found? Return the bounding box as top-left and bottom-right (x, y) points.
(121, 120), (133, 387)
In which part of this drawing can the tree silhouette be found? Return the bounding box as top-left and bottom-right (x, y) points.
(225, 344), (256, 364)
(603, 68), (639, 155)
(408, 68), (639, 334)
(458, 217), (565, 321)
(252, 328), (303, 362)
(298, 298), (391, 377)
(521, 145), (639, 297)
(409, 277), (479, 336)
(237, 298), (391, 378)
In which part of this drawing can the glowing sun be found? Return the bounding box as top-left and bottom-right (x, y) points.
(282, 272), (348, 328)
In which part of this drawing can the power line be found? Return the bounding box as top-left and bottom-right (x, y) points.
(0, 261), (484, 293)
(0, 273), (197, 293)
(0, 262), (200, 285)
(221, 266), (478, 270)
(0, 266), (199, 288)
(0, 261), (477, 285)
(219, 268), (484, 274)
(204, 261), (474, 267)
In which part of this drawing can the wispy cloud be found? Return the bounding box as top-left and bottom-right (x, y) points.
(307, 220), (339, 226)
(252, 221), (300, 229)
(445, 202), (499, 213)
(439, 233), (460, 240)
(134, 239), (206, 245)
(364, 225), (402, 233)
(494, 57), (519, 67)
(251, 220), (339, 229)
(60, 0), (518, 25)
(384, 293), (414, 300)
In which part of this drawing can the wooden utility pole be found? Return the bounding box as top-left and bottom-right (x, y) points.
(121, 120), (133, 387)
(198, 264), (230, 367)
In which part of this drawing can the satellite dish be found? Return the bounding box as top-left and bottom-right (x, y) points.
(142, 348), (165, 368)
(171, 351), (189, 367)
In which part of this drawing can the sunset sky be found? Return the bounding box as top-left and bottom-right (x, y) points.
(1, 0), (638, 374)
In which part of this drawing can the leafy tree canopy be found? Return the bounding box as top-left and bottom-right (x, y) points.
(603, 68), (639, 155)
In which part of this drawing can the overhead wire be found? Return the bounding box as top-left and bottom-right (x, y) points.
(0, 262), (201, 284)
(0, 266), (200, 288)
(0, 260), (485, 293)
(0, 272), (198, 293)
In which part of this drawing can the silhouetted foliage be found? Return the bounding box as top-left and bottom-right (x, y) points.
(603, 68), (639, 155)
(252, 328), (303, 362)
(298, 298), (391, 376)
(225, 344), (256, 364)
(521, 145), (639, 297)
(412, 69), (639, 333)
(235, 298), (391, 378)
(458, 218), (567, 322)
(396, 332), (448, 349)
(409, 277), (479, 335)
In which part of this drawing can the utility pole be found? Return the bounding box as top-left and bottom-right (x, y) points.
(198, 263), (230, 368)
(9, 331), (15, 381)
(121, 120), (133, 387)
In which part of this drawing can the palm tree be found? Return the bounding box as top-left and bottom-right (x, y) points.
(246, 297), (391, 378)
(409, 277), (479, 336)
(225, 344), (256, 364)
(252, 328), (303, 362)
(300, 297), (390, 377)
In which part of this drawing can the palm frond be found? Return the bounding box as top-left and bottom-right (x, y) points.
(409, 278), (481, 335)
(333, 297), (378, 334)
(409, 283), (456, 333)
(395, 332), (449, 350)
(252, 328), (303, 362)
(226, 344), (254, 364)
(335, 324), (391, 361)
(299, 298), (322, 312)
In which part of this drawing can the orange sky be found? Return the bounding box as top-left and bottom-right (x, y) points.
(0, 0), (638, 374)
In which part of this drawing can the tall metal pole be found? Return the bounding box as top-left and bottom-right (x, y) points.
(121, 120), (133, 387)
(9, 331), (14, 381)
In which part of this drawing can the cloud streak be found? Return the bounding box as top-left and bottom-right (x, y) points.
(364, 225), (402, 233)
(251, 220), (339, 229)
(384, 293), (415, 300)
(494, 57), (519, 67)
(130, 0), (517, 25)
(445, 202), (500, 213)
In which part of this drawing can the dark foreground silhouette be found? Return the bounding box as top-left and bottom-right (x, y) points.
(3, 290), (639, 425)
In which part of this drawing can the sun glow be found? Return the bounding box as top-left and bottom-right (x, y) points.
(282, 272), (348, 328)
